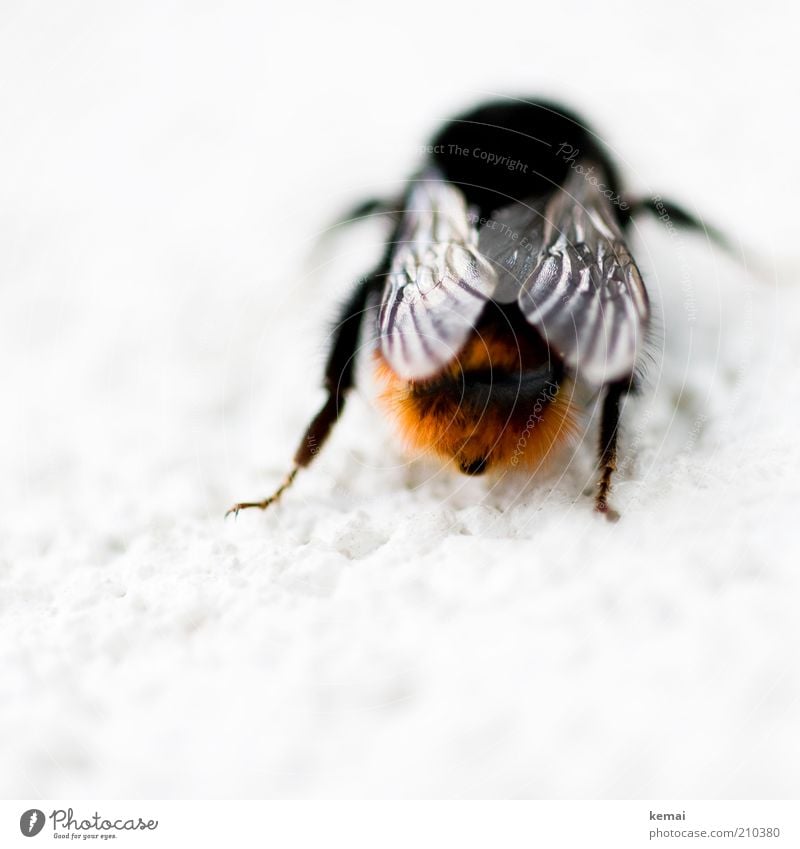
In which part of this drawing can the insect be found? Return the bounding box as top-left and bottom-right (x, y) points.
(228, 98), (718, 519)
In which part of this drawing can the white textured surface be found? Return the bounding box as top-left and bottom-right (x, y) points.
(1, 1), (799, 799)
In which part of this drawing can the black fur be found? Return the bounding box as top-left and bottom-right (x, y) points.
(428, 99), (622, 219)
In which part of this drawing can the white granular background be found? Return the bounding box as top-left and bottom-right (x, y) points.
(1, 1), (798, 798)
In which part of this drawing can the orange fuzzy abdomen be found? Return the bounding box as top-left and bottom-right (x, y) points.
(373, 321), (578, 475)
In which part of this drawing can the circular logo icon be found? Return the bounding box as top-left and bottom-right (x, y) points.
(19, 809), (46, 837)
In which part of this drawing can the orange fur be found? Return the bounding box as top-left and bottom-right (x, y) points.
(374, 328), (579, 474)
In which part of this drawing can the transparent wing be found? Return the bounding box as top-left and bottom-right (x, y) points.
(378, 170), (497, 380)
(516, 164), (649, 384)
(476, 198), (547, 303)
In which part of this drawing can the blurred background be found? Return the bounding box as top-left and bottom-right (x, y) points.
(1, 0), (798, 799)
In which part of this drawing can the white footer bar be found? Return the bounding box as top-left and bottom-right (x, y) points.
(2, 800), (797, 848)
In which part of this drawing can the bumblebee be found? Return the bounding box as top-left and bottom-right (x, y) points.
(228, 98), (716, 518)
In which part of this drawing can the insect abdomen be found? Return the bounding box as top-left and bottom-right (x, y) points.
(374, 303), (578, 475)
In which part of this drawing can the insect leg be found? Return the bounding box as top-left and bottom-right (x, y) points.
(312, 197), (397, 254)
(629, 197), (730, 253)
(595, 378), (632, 520)
(226, 274), (378, 517)
(334, 196), (391, 227)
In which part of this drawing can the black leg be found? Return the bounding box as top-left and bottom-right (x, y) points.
(595, 379), (632, 520)
(226, 273), (380, 517)
(334, 196), (391, 226)
(629, 196), (730, 253)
